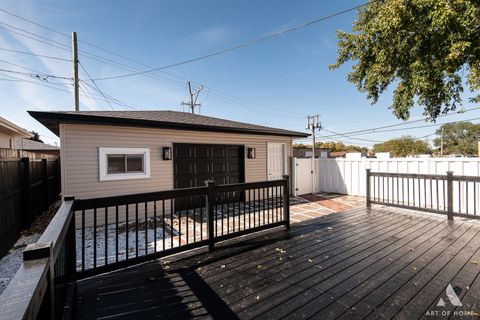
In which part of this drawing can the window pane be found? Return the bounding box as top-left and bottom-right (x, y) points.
(107, 154), (125, 174)
(126, 154), (144, 172)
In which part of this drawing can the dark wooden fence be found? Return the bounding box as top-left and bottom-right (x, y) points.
(0, 157), (60, 257)
(366, 169), (480, 220)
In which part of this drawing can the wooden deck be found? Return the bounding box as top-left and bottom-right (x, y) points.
(73, 206), (480, 319)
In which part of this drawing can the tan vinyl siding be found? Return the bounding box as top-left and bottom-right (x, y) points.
(62, 123), (292, 200)
(0, 132), (13, 149)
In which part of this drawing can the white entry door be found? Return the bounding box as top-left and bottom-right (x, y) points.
(267, 143), (286, 180)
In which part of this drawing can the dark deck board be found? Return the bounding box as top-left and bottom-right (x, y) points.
(72, 206), (480, 320)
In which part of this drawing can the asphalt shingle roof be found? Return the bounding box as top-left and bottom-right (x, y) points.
(15, 138), (59, 150)
(28, 110), (309, 137)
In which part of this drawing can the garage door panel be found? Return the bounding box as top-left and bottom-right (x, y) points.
(195, 163), (211, 174)
(212, 162), (225, 172)
(227, 148), (240, 158)
(174, 144), (244, 190)
(194, 147), (209, 158)
(212, 147), (225, 158)
(176, 163), (192, 174)
(175, 146), (193, 158)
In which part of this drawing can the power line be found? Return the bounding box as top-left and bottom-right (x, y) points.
(0, 72), (72, 93)
(0, 10), (304, 118)
(321, 128), (385, 143)
(318, 107), (480, 139)
(0, 47), (70, 61)
(0, 67), (71, 81)
(90, 1), (377, 80)
(79, 61), (115, 111)
(317, 117), (480, 140)
(80, 80), (145, 111)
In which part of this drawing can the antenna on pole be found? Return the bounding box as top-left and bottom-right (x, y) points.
(181, 81), (203, 114)
(72, 32), (79, 111)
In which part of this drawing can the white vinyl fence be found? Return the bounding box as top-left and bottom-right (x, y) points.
(292, 157), (480, 197)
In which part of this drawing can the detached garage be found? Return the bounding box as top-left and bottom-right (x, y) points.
(29, 110), (308, 199)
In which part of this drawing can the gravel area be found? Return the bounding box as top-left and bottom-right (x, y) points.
(0, 201), (60, 295)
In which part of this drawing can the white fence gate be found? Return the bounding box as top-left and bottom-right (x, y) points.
(292, 157), (480, 197)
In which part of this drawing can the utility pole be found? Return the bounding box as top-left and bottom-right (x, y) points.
(181, 81), (203, 114)
(440, 127), (444, 157)
(72, 32), (79, 112)
(306, 115), (321, 194)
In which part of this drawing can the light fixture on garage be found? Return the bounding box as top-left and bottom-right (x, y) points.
(163, 147), (173, 160)
(247, 147), (256, 159)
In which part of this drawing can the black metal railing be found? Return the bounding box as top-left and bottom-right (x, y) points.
(73, 177), (290, 278)
(366, 169), (480, 220)
(0, 199), (76, 320)
(0, 177), (290, 319)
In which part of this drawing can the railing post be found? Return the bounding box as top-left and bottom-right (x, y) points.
(205, 180), (216, 251)
(366, 169), (371, 208)
(446, 171), (454, 221)
(283, 175), (290, 231)
(21, 157), (31, 227)
(23, 241), (54, 320)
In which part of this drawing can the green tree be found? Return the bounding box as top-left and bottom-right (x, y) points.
(330, 0), (480, 121)
(373, 136), (431, 157)
(29, 131), (43, 143)
(433, 121), (480, 155)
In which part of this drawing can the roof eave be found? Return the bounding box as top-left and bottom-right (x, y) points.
(28, 111), (310, 138)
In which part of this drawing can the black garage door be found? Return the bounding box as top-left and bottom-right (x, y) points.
(173, 143), (245, 189)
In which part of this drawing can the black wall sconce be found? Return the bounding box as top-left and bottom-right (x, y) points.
(163, 147), (172, 160)
(247, 147), (256, 159)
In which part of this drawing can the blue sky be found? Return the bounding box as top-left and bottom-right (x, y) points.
(0, 0), (478, 147)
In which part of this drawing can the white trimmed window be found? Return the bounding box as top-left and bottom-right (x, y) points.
(99, 147), (150, 181)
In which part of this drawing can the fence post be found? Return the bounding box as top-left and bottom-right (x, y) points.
(366, 169), (371, 208)
(205, 180), (216, 251)
(446, 171), (454, 221)
(42, 159), (49, 209)
(283, 175), (290, 231)
(21, 157), (31, 227)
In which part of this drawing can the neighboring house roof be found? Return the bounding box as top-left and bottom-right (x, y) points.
(15, 138), (59, 151)
(330, 151), (347, 158)
(0, 116), (32, 138)
(28, 110), (310, 138)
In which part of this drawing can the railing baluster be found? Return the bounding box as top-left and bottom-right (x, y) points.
(115, 205), (119, 263)
(105, 207), (108, 266)
(459, 181), (468, 214)
(193, 197), (197, 241)
(170, 199), (174, 248)
(435, 179), (439, 210)
(418, 178), (421, 208)
(135, 203), (138, 257)
(458, 181), (462, 214)
(254, 188), (257, 227)
(93, 208), (97, 268)
(474, 182), (477, 216)
(266, 187), (270, 224)
(126, 204), (129, 260)
(424, 178), (426, 209)
(178, 198), (182, 246)
(263, 188), (266, 225)
(162, 200), (165, 250)
(227, 191), (230, 234)
(221, 193), (224, 236)
(145, 202), (148, 254)
(154, 201), (157, 252)
(82, 209), (85, 271)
